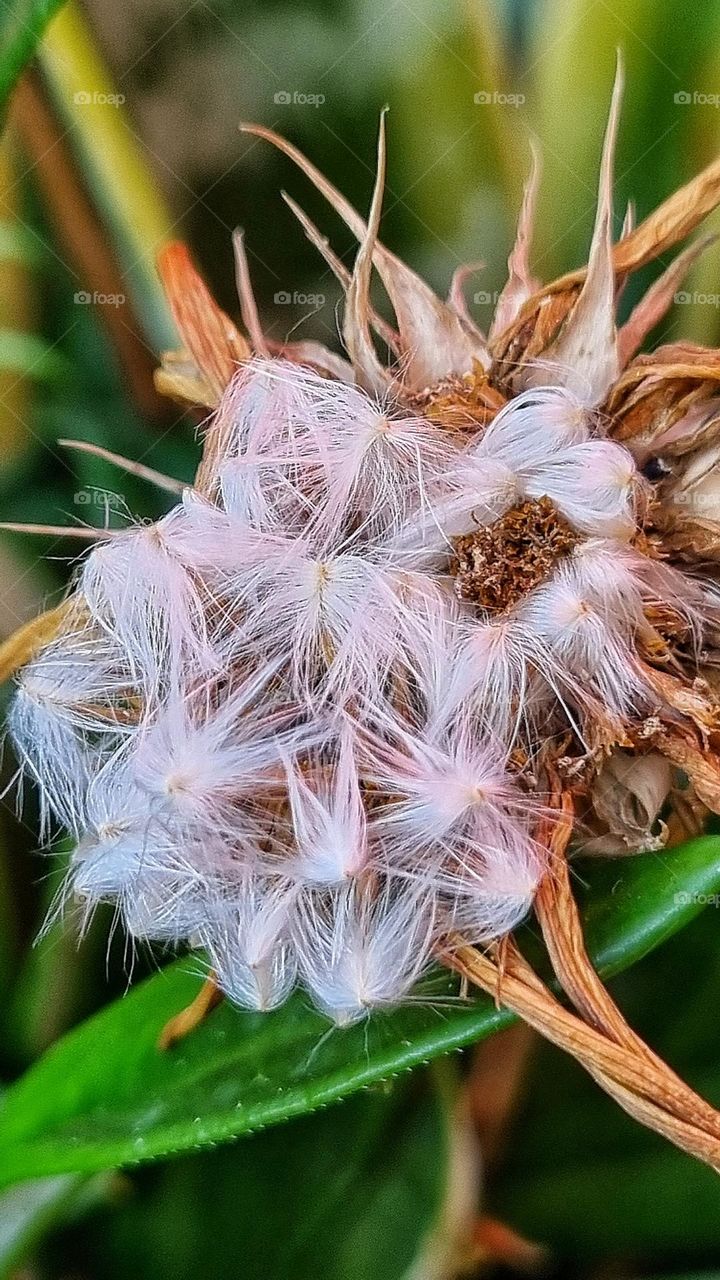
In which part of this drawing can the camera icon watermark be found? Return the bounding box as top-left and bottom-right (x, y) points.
(674, 90), (720, 108)
(73, 90), (125, 108)
(74, 489), (124, 510)
(74, 290), (125, 308)
(473, 289), (500, 306)
(473, 89), (525, 109)
(674, 290), (720, 308)
(273, 90), (325, 108)
(273, 289), (326, 307)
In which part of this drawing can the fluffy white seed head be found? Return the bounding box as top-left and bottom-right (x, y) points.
(9, 358), (709, 1022)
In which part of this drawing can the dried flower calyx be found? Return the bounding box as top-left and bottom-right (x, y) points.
(5, 65), (720, 1053)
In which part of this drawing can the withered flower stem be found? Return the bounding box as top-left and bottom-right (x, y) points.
(447, 789), (720, 1169)
(447, 939), (720, 1168)
(0, 601), (75, 685)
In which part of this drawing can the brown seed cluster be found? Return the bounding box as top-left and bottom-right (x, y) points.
(410, 362), (506, 431)
(452, 495), (581, 613)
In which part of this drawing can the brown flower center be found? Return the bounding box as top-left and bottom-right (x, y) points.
(452, 495), (581, 613)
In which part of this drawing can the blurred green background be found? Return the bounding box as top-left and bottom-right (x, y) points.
(3, 0), (720, 1276)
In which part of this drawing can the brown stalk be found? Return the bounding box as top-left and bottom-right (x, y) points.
(447, 937), (720, 1168)
(9, 72), (166, 422)
(533, 788), (655, 1058)
(0, 600), (74, 683)
(446, 776), (720, 1170)
(157, 974), (224, 1050)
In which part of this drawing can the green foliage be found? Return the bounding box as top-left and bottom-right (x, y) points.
(0, 0), (66, 116)
(3, 0), (720, 1273)
(1, 838), (719, 1188)
(58, 1073), (454, 1280)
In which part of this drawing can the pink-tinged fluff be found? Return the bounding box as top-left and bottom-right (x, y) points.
(293, 881), (437, 1025)
(284, 728), (368, 885)
(9, 357), (713, 1023)
(199, 875), (299, 1011)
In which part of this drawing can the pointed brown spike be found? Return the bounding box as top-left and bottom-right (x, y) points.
(240, 122), (491, 389)
(156, 242), (250, 400)
(344, 111), (393, 395)
(526, 55), (622, 404)
(490, 140), (541, 343)
(447, 262), (486, 332)
(232, 229), (270, 357)
(281, 190), (401, 354)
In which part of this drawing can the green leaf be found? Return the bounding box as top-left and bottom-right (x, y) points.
(0, 0), (67, 117)
(0, 329), (69, 381)
(0, 1170), (111, 1279)
(0, 221), (42, 267)
(65, 1071), (458, 1280)
(37, 1), (178, 351)
(0, 837), (719, 1187)
(492, 908), (720, 1257)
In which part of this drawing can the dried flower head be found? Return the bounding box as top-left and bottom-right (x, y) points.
(7, 62), (720, 1166)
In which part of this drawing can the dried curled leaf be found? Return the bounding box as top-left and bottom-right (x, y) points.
(156, 242), (250, 403)
(585, 749), (673, 855)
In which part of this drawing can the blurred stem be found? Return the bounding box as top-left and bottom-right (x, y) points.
(0, 133), (35, 462)
(9, 70), (168, 420)
(36, 0), (177, 353)
(464, 0), (526, 214)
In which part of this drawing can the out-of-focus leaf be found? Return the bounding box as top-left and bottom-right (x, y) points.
(0, 837), (719, 1187)
(63, 1071), (465, 1280)
(675, 22), (720, 346)
(530, 0), (720, 288)
(0, 327), (68, 380)
(0, 1169), (111, 1279)
(0, 0), (67, 119)
(37, 1), (177, 350)
(493, 908), (720, 1256)
(0, 219), (41, 266)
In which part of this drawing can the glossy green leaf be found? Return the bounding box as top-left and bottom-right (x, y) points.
(0, 0), (67, 117)
(0, 837), (719, 1187)
(0, 1171), (111, 1279)
(493, 907), (720, 1257)
(65, 1071), (458, 1280)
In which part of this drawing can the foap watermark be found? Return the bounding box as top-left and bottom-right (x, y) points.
(273, 90), (325, 108)
(474, 289), (501, 306)
(675, 891), (720, 907)
(274, 289), (326, 308)
(474, 89), (525, 109)
(669, 493), (720, 512)
(74, 290), (125, 308)
(74, 488), (125, 510)
(74, 90), (125, 108)
(675, 290), (720, 308)
(674, 90), (720, 108)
